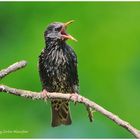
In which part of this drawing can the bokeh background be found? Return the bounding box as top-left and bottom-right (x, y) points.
(0, 2), (140, 138)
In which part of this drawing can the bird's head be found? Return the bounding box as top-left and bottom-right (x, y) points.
(44, 20), (77, 43)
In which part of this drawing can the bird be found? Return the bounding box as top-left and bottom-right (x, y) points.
(38, 20), (79, 127)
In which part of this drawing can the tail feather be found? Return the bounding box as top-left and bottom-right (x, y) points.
(51, 99), (72, 127)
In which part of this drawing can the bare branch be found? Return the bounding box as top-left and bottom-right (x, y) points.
(0, 60), (27, 79)
(0, 84), (140, 138)
(0, 61), (140, 138)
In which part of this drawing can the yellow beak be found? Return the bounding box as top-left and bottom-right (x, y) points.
(63, 20), (77, 42)
(64, 20), (75, 27)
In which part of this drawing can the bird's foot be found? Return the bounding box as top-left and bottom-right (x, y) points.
(41, 89), (48, 101)
(69, 93), (79, 105)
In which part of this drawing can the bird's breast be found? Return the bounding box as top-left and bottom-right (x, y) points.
(45, 47), (73, 92)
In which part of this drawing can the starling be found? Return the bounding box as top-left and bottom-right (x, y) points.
(38, 20), (79, 127)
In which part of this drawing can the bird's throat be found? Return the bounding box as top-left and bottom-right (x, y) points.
(45, 38), (66, 50)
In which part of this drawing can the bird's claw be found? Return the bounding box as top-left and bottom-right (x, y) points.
(69, 93), (79, 105)
(41, 89), (48, 101)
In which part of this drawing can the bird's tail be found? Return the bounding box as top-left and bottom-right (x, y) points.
(51, 99), (72, 127)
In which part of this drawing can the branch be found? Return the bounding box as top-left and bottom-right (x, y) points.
(0, 60), (27, 79)
(0, 85), (140, 138)
(0, 61), (140, 138)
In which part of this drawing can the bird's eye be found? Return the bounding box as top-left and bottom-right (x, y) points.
(55, 26), (62, 31)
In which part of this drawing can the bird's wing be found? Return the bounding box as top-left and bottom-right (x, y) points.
(67, 45), (79, 93)
(38, 48), (48, 90)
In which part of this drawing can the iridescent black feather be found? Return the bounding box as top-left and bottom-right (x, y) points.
(38, 22), (79, 127)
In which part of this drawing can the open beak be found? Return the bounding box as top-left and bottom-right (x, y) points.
(61, 20), (77, 42)
(64, 20), (74, 27)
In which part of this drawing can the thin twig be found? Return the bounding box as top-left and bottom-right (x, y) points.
(0, 60), (27, 79)
(86, 106), (94, 122)
(0, 61), (140, 138)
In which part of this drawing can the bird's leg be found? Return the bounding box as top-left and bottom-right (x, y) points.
(69, 93), (79, 105)
(41, 89), (48, 101)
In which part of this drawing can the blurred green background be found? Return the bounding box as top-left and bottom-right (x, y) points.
(0, 2), (140, 138)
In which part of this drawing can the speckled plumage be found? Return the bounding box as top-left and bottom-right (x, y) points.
(38, 22), (79, 127)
